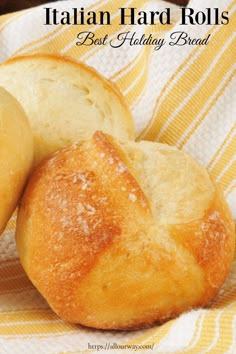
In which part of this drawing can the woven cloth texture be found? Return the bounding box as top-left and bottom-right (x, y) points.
(0, 0), (235, 353)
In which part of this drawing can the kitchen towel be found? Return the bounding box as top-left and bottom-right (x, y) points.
(0, 0), (235, 353)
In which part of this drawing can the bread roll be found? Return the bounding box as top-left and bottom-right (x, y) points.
(0, 54), (134, 165)
(0, 87), (33, 235)
(16, 131), (235, 330)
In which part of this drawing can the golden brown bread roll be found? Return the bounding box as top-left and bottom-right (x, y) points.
(0, 87), (33, 235)
(16, 131), (235, 330)
(0, 54), (134, 165)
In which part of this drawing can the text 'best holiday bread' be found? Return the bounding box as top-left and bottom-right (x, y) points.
(0, 87), (33, 235)
(16, 131), (235, 330)
(0, 54), (134, 165)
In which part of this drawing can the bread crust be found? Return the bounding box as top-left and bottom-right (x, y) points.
(0, 87), (33, 235)
(0, 54), (134, 165)
(4, 53), (132, 121)
(16, 131), (235, 329)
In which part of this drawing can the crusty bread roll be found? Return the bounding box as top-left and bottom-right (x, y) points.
(16, 131), (235, 330)
(0, 87), (33, 235)
(0, 54), (134, 165)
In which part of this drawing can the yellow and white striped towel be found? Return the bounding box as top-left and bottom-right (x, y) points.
(0, 0), (235, 353)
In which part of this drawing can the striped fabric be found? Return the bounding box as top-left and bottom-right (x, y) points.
(0, 0), (235, 353)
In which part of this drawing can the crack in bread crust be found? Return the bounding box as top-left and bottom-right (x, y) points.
(16, 131), (235, 330)
(0, 54), (134, 165)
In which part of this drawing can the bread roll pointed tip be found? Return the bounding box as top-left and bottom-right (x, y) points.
(0, 54), (134, 166)
(16, 131), (235, 329)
